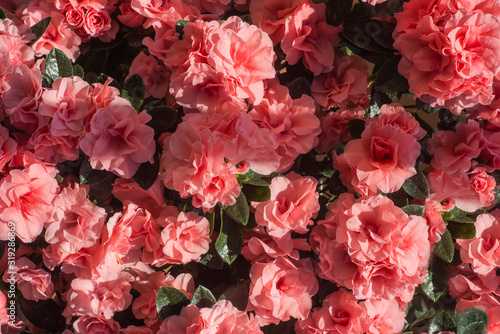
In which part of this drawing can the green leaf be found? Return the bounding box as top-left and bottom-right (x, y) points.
(0, 8), (7, 19)
(146, 106), (178, 139)
(347, 119), (365, 139)
(456, 308), (488, 334)
(416, 98), (441, 114)
(205, 211), (215, 235)
(401, 204), (425, 217)
(215, 210), (243, 265)
(28, 17), (51, 47)
(237, 169), (278, 186)
(421, 255), (448, 302)
(368, 90), (393, 118)
(199, 241), (224, 270)
(402, 170), (430, 199)
(341, 19), (395, 54)
(190, 286), (217, 308)
(218, 285), (248, 311)
(387, 187), (408, 208)
(156, 286), (190, 320)
(374, 55), (410, 93)
(428, 311), (456, 334)
(45, 48), (73, 81)
(72, 64), (84, 78)
(447, 215), (476, 224)
(448, 222), (476, 240)
(242, 184), (271, 202)
(121, 74), (145, 110)
(434, 229), (455, 263)
(406, 296), (436, 329)
(222, 191), (249, 226)
(133, 149), (160, 190)
(326, 0), (353, 26)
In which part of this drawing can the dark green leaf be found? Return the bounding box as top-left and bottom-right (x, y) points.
(442, 207), (470, 219)
(45, 48), (73, 81)
(205, 211), (215, 235)
(341, 19), (395, 54)
(406, 296), (436, 328)
(199, 241), (225, 270)
(72, 64), (84, 78)
(368, 90), (393, 117)
(447, 215), (476, 224)
(428, 311), (456, 334)
(176, 20), (191, 39)
(242, 184), (271, 202)
(322, 163), (335, 179)
(326, 0), (353, 26)
(28, 17), (52, 47)
(222, 191), (249, 226)
(0, 8), (6, 19)
(375, 55), (410, 93)
(216, 210), (243, 265)
(402, 170), (429, 199)
(237, 169), (279, 186)
(218, 285), (248, 311)
(347, 119), (365, 139)
(286, 76), (311, 99)
(191, 286), (217, 308)
(41, 72), (53, 87)
(156, 286), (190, 320)
(401, 204), (425, 217)
(133, 147), (159, 190)
(416, 98), (441, 114)
(456, 308), (488, 334)
(121, 74), (145, 110)
(79, 158), (113, 185)
(434, 229), (454, 263)
(387, 187), (408, 208)
(146, 106), (178, 139)
(421, 255), (448, 302)
(448, 222), (476, 240)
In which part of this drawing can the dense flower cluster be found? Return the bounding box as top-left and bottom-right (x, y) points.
(1, 0), (500, 333)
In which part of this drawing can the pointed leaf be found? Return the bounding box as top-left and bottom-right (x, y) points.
(401, 204), (425, 217)
(402, 170), (430, 199)
(72, 64), (84, 78)
(456, 308), (488, 334)
(375, 55), (410, 93)
(146, 106), (178, 139)
(190, 286), (217, 308)
(434, 229), (454, 263)
(28, 17), (52, 47)
(156, 286), (190, 320)
(218, 285), (248, 311)
(428, 311), (456, 334)
(368, 90), (393, 117)
(242, 184), (271, 202)
(222, 191), (249, 226)
(121, 74), (145, 110)
(45, 48), (73, 81)
(421, 256), (448, 302)
(347, 119), (365, 139)
(0, 8), (7, 19)
(448, 222), (476, 240)
(215, 210), (243, 265)
(133, 148), (159, 190)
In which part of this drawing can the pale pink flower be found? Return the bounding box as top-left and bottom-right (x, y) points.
(0, 124), (17, 172)
(90, 77), (121, 110)
(334, 122), (421, 195)
(73, 315), (121, 334)
(80, 97), (155, 179)
(281, 1), (341, 75)
(14, 257), (54, 302)
(249, 0), (302, 45)
(367, 103), (426, 140)
(247, 256), (318, 326)
(252, 172), (319, 238)
(128, 52), (170, 99)
(362, 298), (406, 334)
(45, 184), (106, 254)
(311, 54), (369, 110)
(130, 0), (201, 28)
(0, 162), (59, 243)
(118, 1), (146, 27)
(0, 19), (34, 68)
(295, 289), (368, 334)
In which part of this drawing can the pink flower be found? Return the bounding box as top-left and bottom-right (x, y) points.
(130, 0), (200, 28)
(0, 124), (17, 172)
(367, 103), (426, 140)
(457, 210), (500, 277)
(45, 184), (106, 254)
(29, 125), (80, 163)
(90, 77), (121, 110)
(159, 206), (211, 264)
(311, 54), (369, 110)
(393, 1), (500, 113)
(159, 300), (263, 334)
(281, 1), (341, 75)
(14, 257), (54, 302)
(160, 115), (241, 212)
(73, 315), (120, 334)
(185, 0), (231, 16)
(205, 16), (276, 103)
(39, 76), (94, 139)
(118, 1), (146, 27)
(63, 271), (134, 320)
(455, 293), (500, 334)
(252, 172), (319, 238)
(0, 162), (59, 243)
(311, 194), (431, 303)
(249, 0), (302, 45)
(80, 97), (155, 179)
(334, 122), (421, 195)
(250, 81), (321, 172)
(128, 52), (170, 99)
(112, 177), (165, 210)
(0, 19), (34, 68)
(421, 198), (447, 245)
(295, 289), (368, 334)
(427, 121), (483, 177)
(247, 256), (318, 326)
(83, 8), (118, 42)
(362, 298), (406, 334)
(315, 106), (366, 154)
